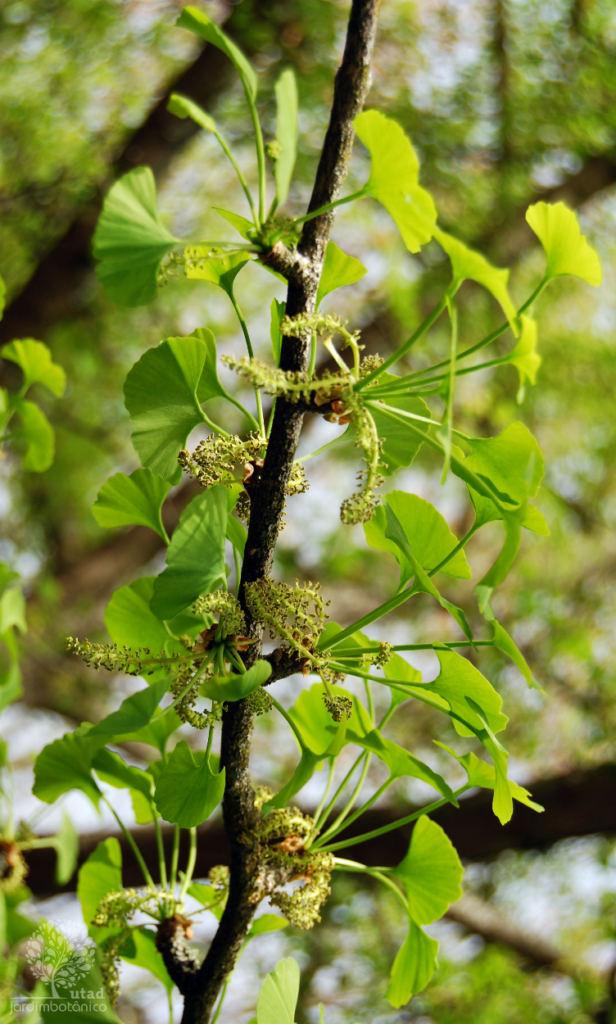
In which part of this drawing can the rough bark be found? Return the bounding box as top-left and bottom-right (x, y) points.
(176, 3), (381, 1020)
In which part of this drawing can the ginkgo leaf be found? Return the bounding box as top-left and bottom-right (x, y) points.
(151, 487), (227, 619)
(346, 727), (455, 802)
(256, 957), (300, 1024)
(384, 504), (473, 641)
(78, 838), (123, 942)
(120, 928), (173, 993)
(92, 468), (171, 541)
(365, 491), (471, 587)
(436, 744), (543, 811)
(93, 167), (177, 307)
(199, 660), (272, 701)
(12, 399), (54, 472)
(185, 247), (251, 299)
(92, 748), (154, 800)
(89, 680), (169, 741)
(167, 92), (217, 134)
(507, 315), (541, 398)
(287, 683), (371, 757)
(386, 918), (439, 1008)
(33, 730), (102, 808)
(434, 228), (517, 332)
(274, 69), (298, 207)
(455, 421), (544, 510)
(354, 110), (436, 252)
(2, 339), (66, 397)
(429, 646), (507, 737)
(270, 298), (285, 365)
(0, 273), (5, 320)
(394, 815), (463, 924)
(368, 379), (431, 475)
(316, 241), (366, 307)
(52, 812), (79, 886)
(105, 577), (200, 654)
(124, 335), (211, 483)
(177, 7), (257, 100)
(155, 740), (225, 827)
(215, 207), (256, 241)
(526, 201), (602, 285)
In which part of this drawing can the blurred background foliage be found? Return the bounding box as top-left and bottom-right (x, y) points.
(1, 0), (616, 1020)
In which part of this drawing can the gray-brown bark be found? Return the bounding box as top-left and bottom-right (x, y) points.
(174, 3), (381, 1020)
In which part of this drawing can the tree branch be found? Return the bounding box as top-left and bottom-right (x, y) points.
(178, 4), (381, 1020)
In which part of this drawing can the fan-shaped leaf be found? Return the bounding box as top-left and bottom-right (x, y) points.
(155, 740), (225, 827)
(274, 69), (298, 207)
(93, 167), (176, 307)
(177, 7), (257, 100)
(526, 201), (602, 285)
(316, 241), (366, 307)
(434, 228), (517, 332)
(507, 315), (541, 398)
(185, 248), (251, 299)
(365, 491), (471, 587)
(124, 335), (210, 483)
(12, 399), (54, 472)
(92, 469), (171, 541)
(256, 956), (300, 1024)
(199, 659), (272, 701)
(354, 110), (436, 252)
(394, 815), (463, 924)
(386, 919), (439, 1008)
(3, 339), (66, 397)
(151, 487), (227, 619)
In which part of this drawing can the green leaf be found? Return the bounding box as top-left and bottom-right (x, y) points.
(386, 918), (439, 1008)
(457, 422), (544, 511)
(384, 505), (473, 642)
(120, 927), (173, 992)
(346, 728), (455, 803)
(167, 92), (217, 134)
(316, 241), (367, 308)
(190, 327), (237, 406)
(185, 248), (251, 299)
(507, 315), (541, 400)
(92, 469), (170, 541)
(365, 491), (471, 588)
(287, 683), (370, 757)
(52, 812), (79, 886)
(93, 167), (177, 307)
(256, 956), (300, 1024)
(124, 335), (211, 483)
(12, 398), (54, 472)
(428, 646), (507, 737)
(199, 659), (272, 701)
(267, 749), (321, 810)
(227, 511), (248, 556)
(248, 914), (289, 938)
(274, 68), (298, 207)
(436, 744), (543, 812)
(0, 273), (5, 320)
(92, 747), (154, 799)
(369, 381), (431, 475)
(0, 587), (26, 635)
(354, 110), (436, 253)
(155, 740), (225, 827)
(2, 339), (66, 396)
(270, 298), (286, 365)
(187, 882), (225, 920)
(526, 201), (602, 285)
(215, 207), (257, 242)
(33, 731), (101, 808)
(121, 707), (183, 756)
(151, 487), (227, 619)
(89, 679), (169, 740)
(394, 815), (463, 924)
(434, 228), (517, 331)
(77, 838), (122, 940)
(177, 7), (257, 100)
(105, 576), (198, 653)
